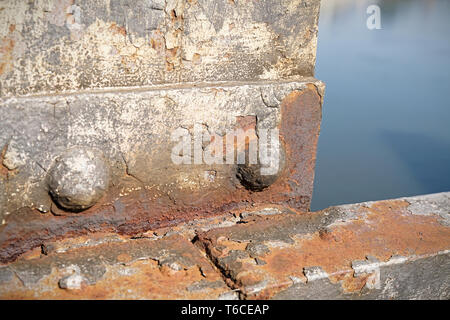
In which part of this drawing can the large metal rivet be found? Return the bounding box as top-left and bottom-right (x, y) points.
(236, 144), (286, 192)
(47, 147), (110, 212)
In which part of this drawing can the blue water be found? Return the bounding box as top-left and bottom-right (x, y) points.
(311, 0), (450, 210)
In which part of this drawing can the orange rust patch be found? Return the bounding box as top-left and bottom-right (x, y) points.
(148, 29), (165, 53)
(199, 115), (258, 159)
(264, 249), (307, 282)
(339, 273), (369, 293)
(192, 53), (201, 64)
(0, 37), (15, 75)
(18, 246), (42, 260)
(109, 22), (127, 36)
(262, 200), (450, 293)
(165, 61), (174, 71)
(0, 235), (229, 299)
(166, 47), (178, 58)
(233, 115), (258, 152)
(116, 253), (132, 263)
(0, 260), (226, 300)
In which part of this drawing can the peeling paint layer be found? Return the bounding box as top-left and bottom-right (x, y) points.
(0, 0), (320, 96)
(0, 81), (323, 264)
(196, 193), (450, 299)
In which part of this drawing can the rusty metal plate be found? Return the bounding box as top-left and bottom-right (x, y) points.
(0, 80), (324, 263)
(0, 234), (234, 299)
(0, 193), (448, 299)
(0, 0), (320, 96)
(196, 194), (450, 299)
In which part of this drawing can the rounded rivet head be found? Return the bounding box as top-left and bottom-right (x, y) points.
(47, 147), (110, 211)
(236, 144), (286, 192)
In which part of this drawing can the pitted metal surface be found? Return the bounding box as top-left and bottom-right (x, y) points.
(196, 192), (450, 299)
(0, 193), (448, 299)
(0, 80), (323, 263)
(0, 0), (320, 96)
(0, 0), (324, 263)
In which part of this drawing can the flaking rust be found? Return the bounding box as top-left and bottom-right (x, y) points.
(0, 0), (323, 265)
(0, 0), (320, 96)
(0, 84), (323, 264)
(0, 193), (448, 299)
(195, 197), (450, 299)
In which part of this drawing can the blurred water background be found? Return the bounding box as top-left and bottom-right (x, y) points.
(311, 0), (450, 210)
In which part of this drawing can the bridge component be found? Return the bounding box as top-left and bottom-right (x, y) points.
(0, 0), (323, 263)
(0, 193), (448, 299)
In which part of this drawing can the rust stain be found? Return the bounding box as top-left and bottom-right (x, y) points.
(192, 53), (201, 64)
(165, 61), (174, 71)
(150, 30), (165, 52)
(0, 37), (15, 75)
(166, 47), (178, 58)
(216, 238), (248, 256)
(116, 253), (132, 263)
(0, 144), (9, 178)
(0, 86), (322, 264)
(164, 4), (184, 71)
(0, 235), (229, 299)
(340, 273), (370, 293)
(278, 87), (322, 208)
(235, 115), (256, 132)
(0, 260), (226, 300)
(262, 200), (450, 293)
(196, 199), (450, 298)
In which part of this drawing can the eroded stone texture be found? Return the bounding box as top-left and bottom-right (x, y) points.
(195, 192), (450, 299)
(0, 234), (233, 299)
(0, 0), (320, 96)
